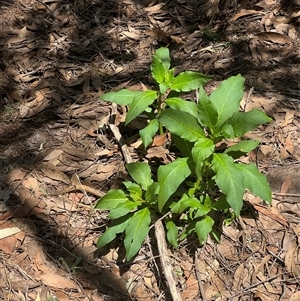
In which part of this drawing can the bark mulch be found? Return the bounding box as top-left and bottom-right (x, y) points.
(1, 0), (300, 300)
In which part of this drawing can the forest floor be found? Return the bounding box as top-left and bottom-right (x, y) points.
(1, 0), (300, 300)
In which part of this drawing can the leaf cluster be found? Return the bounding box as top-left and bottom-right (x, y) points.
(96, 47), (272, 260)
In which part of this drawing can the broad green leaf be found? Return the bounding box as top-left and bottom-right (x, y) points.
(171, 195), (210, 216)
(151, 54), (168, 84)
(158, 158), (191, 211)
(223, 109), (272, 138)
(212, 153), (245, 216)
(139, 119), (159, 148)
(224, 140), (260, 158)
(95, 190), (129, 210)
(109, 201), (142, 219)
(165, 68), (175, 84)
(171, 135), (193, 158)
(219, 123), (234, 138)
(203, 194), (213, 208)
(176, 197), (200, 213)
(192, 138), (215, 179)
(170, 71), (211, 92)
(188, 187), (197, 198)
(159, 83), (168, 95)
(210, 75), (245, 128)
(124, 207), (151, 260)
(126, 162), (153, 191)
(166, 220), (179, 248)
(155, 47), (171, 69)
(145, 182), (160, 204)
(236, 163), (272, 203)
(151, 48), (171, 85)
(165, 97), (198, 119)
(194, 204), (211, 218)
(97, 215), (130, 248)
(100, 89), (143, 106)
(159, 109), (205, 142)
(225, 140), (260, 154)
(125, 90), (157, 125)
(123, 181), (142, 197)
(170, 193), (189, 213)
(197, 87), (218, 128)
(195, 216), (214, 244)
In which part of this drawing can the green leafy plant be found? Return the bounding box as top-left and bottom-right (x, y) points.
(100, 47), (211, 147)
(96, 47), (272, 261)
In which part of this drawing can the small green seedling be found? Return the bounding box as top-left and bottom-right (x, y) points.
(96, 47), (272, 261)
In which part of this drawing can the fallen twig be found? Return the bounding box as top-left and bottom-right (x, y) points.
(195, 249), (207, 301)
(155, 219), (182, 301)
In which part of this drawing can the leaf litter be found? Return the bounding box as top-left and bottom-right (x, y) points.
(0, 0), (300, 300)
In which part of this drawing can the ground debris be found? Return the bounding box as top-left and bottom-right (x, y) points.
(1, 0), (300, 300)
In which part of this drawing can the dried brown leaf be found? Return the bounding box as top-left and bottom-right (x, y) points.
(99, 270), (127, 293)
(146, 27), (169, 44)
(0, 235), (17, 253)
(0, 221), (21, 239)
(122, 31), (140, 40)
(62, 145), (95, 160)
(34, 249), (50, 274)
(260, 144), (273, 156)
(291, 10), (300, 18)
(251, 255), (271, 283)
(78, 164), (98, 178)
(38, 162), (70, 184)
(82, 74), (90, 94)
(285, 134), (294, 155)
(170, 35), (184, 44)
(281, 110), (294, 127)
(256, 0), (277, 8)
(280, 175), (293, 194)
(90, 69), (102, 92)
(291, 291), (300, 301)
(203, 56), (217, 74)
(152, 134), (168, 146)
(285, 242), (299, 276)
(22, 176), (38, 192)
(255, 32), (292, 44)
(55, 291), (71, 301)
(253, 204), (289, 227)
(94, 149), (113, 157)
(146, 146), (169, 163)
(7, 167), (27, 183)
(34, 90), (45, 102)
(233, 263), (246, 290)
(43, 149), (64, 161)
(181, 271), (199, 300)
(231, 9), (263, 21)
(144, 3), (164, 13)
(256, 271), (278, 294)
(139, 37), (153, 49)
(288, 27), (297, 40)
(97, 134), (116, 150)
(40, 272), (78, 289)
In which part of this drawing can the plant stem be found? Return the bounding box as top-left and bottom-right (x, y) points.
(157, 91), (164, 135)
(159, 122), (164, 135)
(195, 177), (201, 189)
